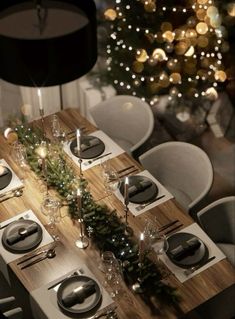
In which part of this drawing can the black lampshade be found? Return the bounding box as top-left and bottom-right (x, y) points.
(0, 0), (97, 87)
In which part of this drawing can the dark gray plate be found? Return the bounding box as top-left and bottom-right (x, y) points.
(166, 232), (209, 268)
(119, 175), (158, 204)
(57, 275), (101, 316)
(70, 136), (105, 159)
(1, 219), (43, 254)
(0, 167), (13, 190)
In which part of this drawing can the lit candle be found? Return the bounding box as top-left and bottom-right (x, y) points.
(124, 177), (129, 206)
(76, 129), (81, 156)
(35, 145), (47, 159)
(77, 188), (82, 219)
(139, 232), (145, 264)
(37, 88), (43, 111)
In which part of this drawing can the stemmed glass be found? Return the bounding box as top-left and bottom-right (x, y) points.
(41, 196), (61, 241)
(51, 114), (66, 142)
(100, 160), (120, 194)
(152, 233), (169, 260)
(99, 251), (123, 298)
(11, 142), (28, 182)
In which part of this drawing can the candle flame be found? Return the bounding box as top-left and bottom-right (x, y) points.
(77, 188), (81, 196)
(140, 233), (144, 241)
(37, 88), (41, 97)
(125, 177), (129, 185)
(76, 129), (80, 137)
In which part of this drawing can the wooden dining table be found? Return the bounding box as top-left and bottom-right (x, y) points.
(0, 108), (234, 319)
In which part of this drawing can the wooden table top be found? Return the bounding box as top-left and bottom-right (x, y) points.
(0, 108), (234, 319)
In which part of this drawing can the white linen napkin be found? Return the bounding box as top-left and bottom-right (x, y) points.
(0, 159), (24, 195)
(30, 264), (114, 319)
(114, 170), (173, 217)
(158, 223), (226, 283)
(0, 210), (54, 284)
(63, 130), (125, 171)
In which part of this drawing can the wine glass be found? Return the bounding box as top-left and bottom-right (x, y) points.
(51, 114), (66, 142)
(152, 233), (169, 260)
(100, 160), (120, 194)
(41, 196), (61, 241)
(100, 251), (122, 297)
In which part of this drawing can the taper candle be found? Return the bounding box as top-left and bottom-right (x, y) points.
(76, 129), (81, 156)
(77, 188), (82, 219)
(124, 176), (129, 206)
(139, 232), (145, 264)
(37, 88), (43, 111)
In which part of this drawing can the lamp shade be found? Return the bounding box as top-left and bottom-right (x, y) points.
(0, 0), (97, 87)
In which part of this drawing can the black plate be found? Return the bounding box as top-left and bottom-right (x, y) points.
(70, 136), (105, 159)
(1, 219), (43, 254)
(0, 167), (13, 190)
(57, 275), (102, 316)
(119, 175), (158, 204)
(166, 232), (209, 268)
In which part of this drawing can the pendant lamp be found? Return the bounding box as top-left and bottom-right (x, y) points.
(0, 0), (97, 87)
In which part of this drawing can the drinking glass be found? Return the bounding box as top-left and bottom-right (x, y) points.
(153, 234), (169, 260)
(11, 142), (27, 168)
(51, 114), (66, 142)
(100, 159), (120, 193)
(41, 196), (61, 241)
(100, 251), (122, 297)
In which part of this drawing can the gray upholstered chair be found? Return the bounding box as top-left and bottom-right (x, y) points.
(197, 196), (235, 267)
(0, 297), (23, 319)
(89, 95), (154, 155)
(139, 141), (213, 213)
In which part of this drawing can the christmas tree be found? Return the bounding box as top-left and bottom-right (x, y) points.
(103, 0), (229, 110)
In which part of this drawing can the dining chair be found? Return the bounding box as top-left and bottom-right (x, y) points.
(0, 296), (23, 319)
(197, 196), (235, 267)
(139, 141), (214, 214)
(89, 95), (154, 155)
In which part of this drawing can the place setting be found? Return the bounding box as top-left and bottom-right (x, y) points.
(0, 158), (24, 202)
(0, 209), (55, 284)
(30, 264), (115, 319)
(158, 223), (226, 283)
(63, 130), (125, 171)
(114, 170), (173, 216)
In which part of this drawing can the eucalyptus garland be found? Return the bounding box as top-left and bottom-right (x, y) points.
(15, 124), (180, 307)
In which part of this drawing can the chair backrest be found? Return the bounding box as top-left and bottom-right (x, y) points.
(197, 196), (235, 244)
(139, 141), (213, 211)
(89, 95), (154, 154)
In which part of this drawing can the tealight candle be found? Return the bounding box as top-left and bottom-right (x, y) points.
(76, 129), (81, 156)
(124, 176), (129, 206)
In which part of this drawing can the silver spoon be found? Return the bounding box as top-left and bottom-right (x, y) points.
(21, 248), (56, 269)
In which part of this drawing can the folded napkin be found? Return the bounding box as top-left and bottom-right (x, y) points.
(128, 180), (152, 197)
(80, 138), (101, 152)
(0, 166), (8, 177)
(6, 223), (39, 245)
(168, 237), (201, 261)
(62, 280), (96, 308)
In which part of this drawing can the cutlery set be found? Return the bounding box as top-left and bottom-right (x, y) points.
(184, 256), (216, 276)
(135, 195), (166, 211)
(19, 246), (56, 269)
(84, 152), (112, 165)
